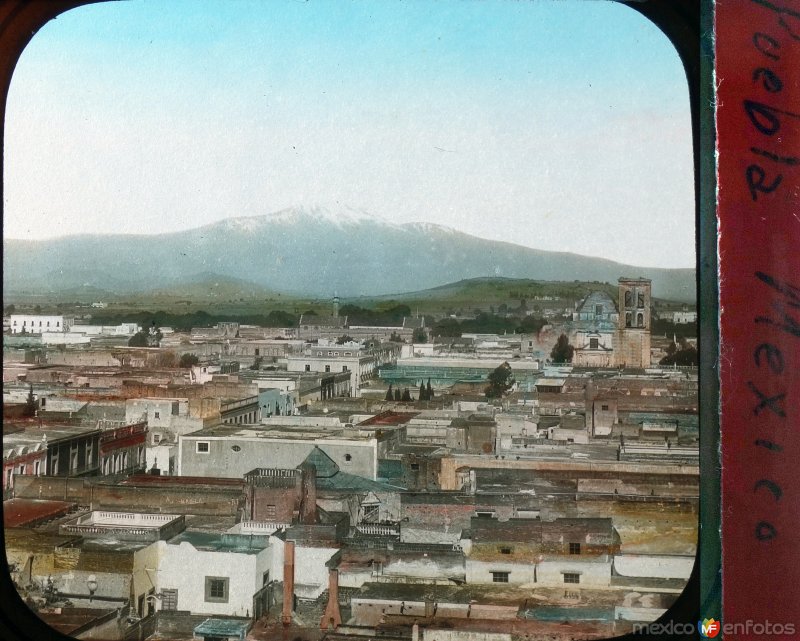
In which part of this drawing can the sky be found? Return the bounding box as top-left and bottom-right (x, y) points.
(3, 0), (695, 268)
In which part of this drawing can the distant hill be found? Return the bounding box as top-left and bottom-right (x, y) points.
(3, 205), (696, 302)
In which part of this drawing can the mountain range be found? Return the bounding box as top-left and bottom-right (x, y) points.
(3, 206), (696, 302)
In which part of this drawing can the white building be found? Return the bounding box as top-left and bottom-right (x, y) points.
(286, 341), (400, 397)
(154, 534), (274, 618)
(9, 314), (73, 334)
(672, 311), (697, 324)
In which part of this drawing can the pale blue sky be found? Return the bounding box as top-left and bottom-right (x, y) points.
(3, 0), (694, 267)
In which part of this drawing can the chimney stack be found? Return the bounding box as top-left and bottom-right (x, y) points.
(320, 568), (342, 630)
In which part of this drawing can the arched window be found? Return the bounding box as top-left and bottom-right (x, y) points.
(625, 312), (632, 328)
(637, 313), (644, 327)
(624, 291), (633, 307)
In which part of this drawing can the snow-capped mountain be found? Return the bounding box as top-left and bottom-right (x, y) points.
(3, 206), (695, 300)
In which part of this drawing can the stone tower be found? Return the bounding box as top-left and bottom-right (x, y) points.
(615, 277), (652, 368)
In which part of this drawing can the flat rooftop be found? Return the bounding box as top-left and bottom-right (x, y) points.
(4, 423), (100, 449)
(167, 530), (269, 554)
(182, 423), (374, 442)
(3, 499), (75, 528)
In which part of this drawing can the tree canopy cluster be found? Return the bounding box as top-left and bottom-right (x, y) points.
(384, 380), (434, 402)
(431, 313), (546, 338)
(98, 309), (297, 332)
(338, 303), (412, 326)
(659, 338), (698, 366)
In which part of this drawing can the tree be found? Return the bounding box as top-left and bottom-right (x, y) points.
(128, 332), (149, 347)
(394, 388), (401, 402)
(485, 362), (515, 399)
(251, 356), (263, 370)
(550, 334), (574, 363)
(4, 304), (15, 315)
(412, 328), (427, 343)
(426, 379), (434, 400)
(336, 335), (354, 345)
(401, 388), (412, 402)
(432, 318), (461, 338)
(385, 384), (394, 401)
(23, 385), (37, 418)
(419, 382), (427, 401)
(389, 332), (403, 343)
(179, 353), (199, 368)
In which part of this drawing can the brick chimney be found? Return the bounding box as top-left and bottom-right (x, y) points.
(319, 567), (342, 630)
(281, 540), (295, 625)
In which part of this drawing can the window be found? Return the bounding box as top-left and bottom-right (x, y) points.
(563, 573), (580, 584)
(152, 433), (162, 445)
(624, 290), (632, 307)
(204, 577), (229, 603)
(161, 589), (178, 611)
(34, 461), (40, 476)
(255, 348), (260, 356)
(343, 366), (348, 372)
(491, 572), (509, 583)
(196, 441), (210, 453)
(305, 364), (311, 372)
(325, 365), (331, 372)
(569, 542), (581, 555)
(344, 453), (352, 463)
(625, 312), (632, 328)
(410, 463), (419, 471)
(589, 338), (599, 349)
(262, 571), (270, 586)
(637, 313), (644, 327)
(499, 546), (513, 555)
(595, 304), (603, 316)
(265, 504), (277, 519)
(601, 404), (609, 411)
(637, 292), (645, 308)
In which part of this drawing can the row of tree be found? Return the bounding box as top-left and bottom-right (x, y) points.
(432, 313), (547, 338)
(384, 380), (434, 402)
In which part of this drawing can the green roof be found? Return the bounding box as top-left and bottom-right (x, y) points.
(300, 446), (340, 478)
(194, 618), (250, 638)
